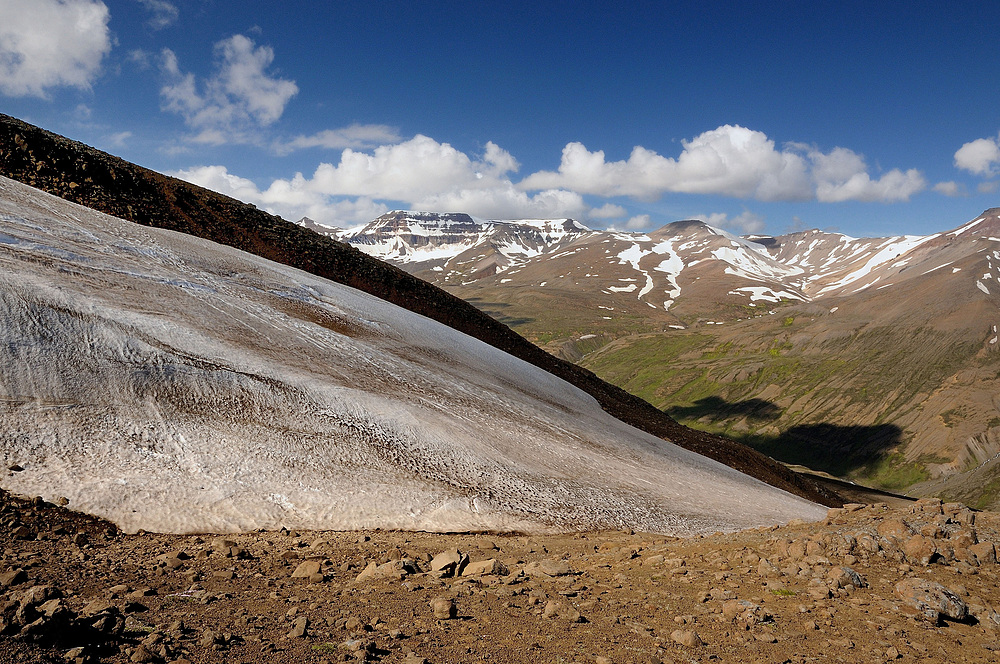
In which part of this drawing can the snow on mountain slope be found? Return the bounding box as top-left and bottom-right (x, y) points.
(338, 210), (1000, 327)
(341, 211), (592, 271)
(0, 177), (826, 535)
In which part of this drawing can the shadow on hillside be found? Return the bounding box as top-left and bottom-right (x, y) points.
(667, 397), (905, 478)
(667, 396), (782, 421)
(465, 297), (535, 327)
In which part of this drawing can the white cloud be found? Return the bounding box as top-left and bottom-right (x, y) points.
(168, 126), (925, 231)
(520, 125), (811, 201)
(955, 135), (1000, 176)
(0, 0), (112, 97)
(108, 131), (132, 147)
(933, 181), (965, 197)
(520, 125), (925, 204)
(978, 181), (1000, 194)
(136, 0), (177, 29)
(810, 147), (925, 202)
(624, 214), (651, 230)
(273, 125), (403, 155)
(169, 137), (589, 226)
(128, 49), (152, 69)
(413, 185), (588, 221)
(589, 203), (628, 219)
(695, 211), (765, 234)
(305, 135), (488, 200)
(171, 164), (389, 227)
(160, 34), (298, 144)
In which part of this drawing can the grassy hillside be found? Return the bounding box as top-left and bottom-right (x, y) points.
(578, 287), (1000, 505)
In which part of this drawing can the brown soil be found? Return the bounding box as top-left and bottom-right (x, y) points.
(0, 113), (839, 509)
(3, 490), (1000, 664)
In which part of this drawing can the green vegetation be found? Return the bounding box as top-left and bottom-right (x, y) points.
(460, 282), (988, 500)
(580, 333), (713, 404)
(860, 454), (927, 491)
(770, 588), (796, 596)
(940, 408), (965, 428)
(969, 477), (1000, 510)
(701, 341), (734, 359)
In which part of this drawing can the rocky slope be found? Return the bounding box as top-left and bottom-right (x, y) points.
(3, 489), (1000, 664)
(0, 112), (835, 508)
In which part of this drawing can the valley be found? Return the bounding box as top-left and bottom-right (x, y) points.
(332, 209), (1000, 507)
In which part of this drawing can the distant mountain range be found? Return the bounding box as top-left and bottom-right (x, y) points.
(322, 209), (1000, 508)
(322, 209), (1000, 322)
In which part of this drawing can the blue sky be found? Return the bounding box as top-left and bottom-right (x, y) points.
(2, 0), (1000, 237)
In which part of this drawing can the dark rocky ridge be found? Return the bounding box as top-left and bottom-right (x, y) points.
(0, 113), (839, 508)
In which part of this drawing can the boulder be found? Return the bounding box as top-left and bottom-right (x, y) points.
(877, 519), (911, 539)
(827, 566), (865, 589)
(543, 600), (583, 622)
(970, 541), (997, 565)
(287, 617), (308, 638)
(290, 560), (322, 579)
(462, 559), (508, 577)
(430, 549), (468, 576)
(430, 597), (456, 620)
(902, 536), (938, 565)
(671, 629), (703, 647)
(895, 578), (968, 623)
(525, 559), (573, 577)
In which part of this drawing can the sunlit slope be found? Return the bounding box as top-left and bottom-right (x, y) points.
(580, 225), (1000, 505)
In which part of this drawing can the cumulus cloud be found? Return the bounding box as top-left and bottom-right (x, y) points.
(520, 125), (925, 204)
(170, 137), (591, 226)
(955, 135), (1000, 176)
(137, 0), (178, 30)
(169, 126), (926, 230)
(809, 147), (925, 203)
(695, 211), (765, 234)
(589, 203), (628, 219)
(172, 164), (389, 227)
(160, 34), (298, 144)
(273, 125), (403, 155)
(623, 214), (651, 230)
(0, 0), (112, 97)
(933, 181), (965, 197)
(414, 185), (588, 221)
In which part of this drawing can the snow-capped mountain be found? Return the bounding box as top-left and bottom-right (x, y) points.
(0, 175), (826, 534)
(335, 210), (1000, 326)
(340, 211), (592, 276)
